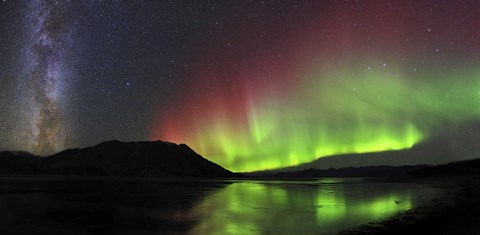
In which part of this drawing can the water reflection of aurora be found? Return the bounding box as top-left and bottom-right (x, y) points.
(186, 179), (439, 235)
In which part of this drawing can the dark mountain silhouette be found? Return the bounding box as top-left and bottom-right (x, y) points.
(0, 140), (236, 177)
(269, 165), (430, 178)
(0, 151), (41, 174)
(411, 158), (480, 177)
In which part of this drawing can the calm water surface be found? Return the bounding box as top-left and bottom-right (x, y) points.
(0, 177), (445, 235)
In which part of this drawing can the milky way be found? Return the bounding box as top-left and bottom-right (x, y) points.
(20, 0), (75, 155)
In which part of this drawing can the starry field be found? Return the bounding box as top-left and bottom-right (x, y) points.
(1, 0), (480, 173)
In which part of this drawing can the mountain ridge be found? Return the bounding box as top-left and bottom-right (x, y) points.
(267, 165), (431, 178)
(0, 140), (236, 178)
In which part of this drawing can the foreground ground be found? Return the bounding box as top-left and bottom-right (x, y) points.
(339, 176), (480, 235)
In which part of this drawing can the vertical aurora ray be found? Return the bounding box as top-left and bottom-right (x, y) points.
(151, 1), (480, 172)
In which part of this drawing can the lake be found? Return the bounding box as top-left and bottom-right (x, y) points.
(0, 176), (446, 235)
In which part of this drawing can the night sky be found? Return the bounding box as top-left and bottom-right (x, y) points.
(1, 0), (480, 172)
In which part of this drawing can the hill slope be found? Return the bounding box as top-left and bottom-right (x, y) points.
(0, 140), (236, 178)
(270, 165), (430, 178)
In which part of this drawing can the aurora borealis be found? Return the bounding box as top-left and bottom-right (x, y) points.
(2, 1), (480, 172)
(151, 1), (480, 172)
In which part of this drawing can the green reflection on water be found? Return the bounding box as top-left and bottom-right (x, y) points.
(187, 180), (423, 235)
(315, 186), (346, 224)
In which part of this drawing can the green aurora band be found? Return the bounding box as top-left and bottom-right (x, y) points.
(161, 63), (480, 172)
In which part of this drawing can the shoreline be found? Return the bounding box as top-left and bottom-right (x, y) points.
(338, 176), (480, 235)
